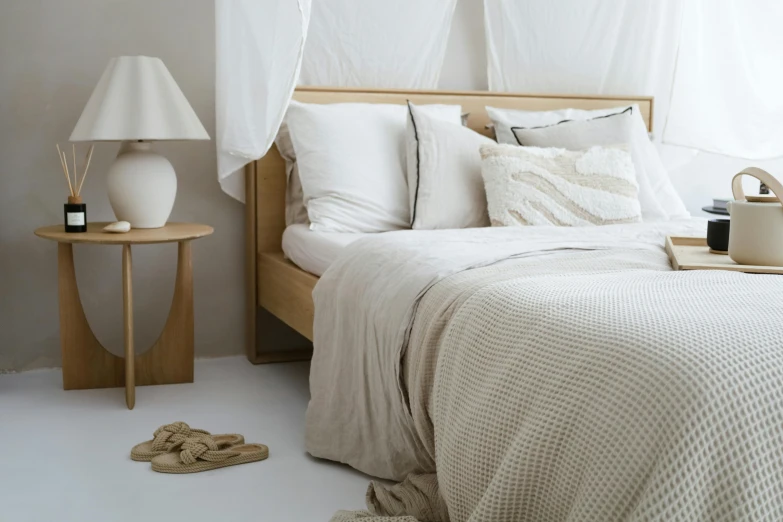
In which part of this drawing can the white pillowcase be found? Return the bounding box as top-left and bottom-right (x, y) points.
(481, 143), (641, 227)
(275, 122), (309, 226)
(489, 104), (689, 221)
(486, 105), (626, 145)
(406, 102), (495, 229)
(284, 101), (461, 233)
(510, 108), (663, 221)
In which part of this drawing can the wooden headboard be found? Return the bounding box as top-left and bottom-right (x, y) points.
(245, 86), (653, 256)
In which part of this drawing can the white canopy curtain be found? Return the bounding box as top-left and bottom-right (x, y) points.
(663, 0), (783, 159)
(299, 0), (458, 88)
(215, 0), (457, 201)
(215, 0), (310, 202)
(485, 0), (783, 160)
(484, 0), (684, 132)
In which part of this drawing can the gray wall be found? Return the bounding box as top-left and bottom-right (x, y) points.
(2, 0), (777, 370)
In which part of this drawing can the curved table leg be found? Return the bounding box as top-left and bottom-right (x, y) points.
(56, 241), (195, 407)
(122, 244), (134, 410)
(58, 243), (124, 390)
(135, 240), (194, 385)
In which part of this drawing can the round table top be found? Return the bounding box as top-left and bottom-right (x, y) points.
(35, 222), (214, 245)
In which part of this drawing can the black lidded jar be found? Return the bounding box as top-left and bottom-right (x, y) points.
(64, 195), (87, 233)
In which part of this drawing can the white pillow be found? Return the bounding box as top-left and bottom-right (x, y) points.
(490, 104), (689, 220)
(275, 122), (309, 226)
(481, 144), (641, 227)
(406, 102), (495, 229)
(510, 108), (673, 221)
(486, 105), (626, 145)
(284, 101), (461, 233)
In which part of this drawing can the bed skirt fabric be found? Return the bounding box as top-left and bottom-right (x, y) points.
(309, 222), (783, 521)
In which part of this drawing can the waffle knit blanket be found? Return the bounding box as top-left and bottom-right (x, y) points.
(307, 221), (783, 521)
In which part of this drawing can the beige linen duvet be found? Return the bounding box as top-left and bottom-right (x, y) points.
(306, 221), (783, 521)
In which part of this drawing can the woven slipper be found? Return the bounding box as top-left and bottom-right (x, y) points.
(130, 421), (244, 462)
(151, 436), (269, 474)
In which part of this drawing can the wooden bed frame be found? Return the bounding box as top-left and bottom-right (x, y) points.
(244, 86), (654, 363)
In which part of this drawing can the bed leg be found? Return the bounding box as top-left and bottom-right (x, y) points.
(252, 349), (313, 364)
(250, 308), (313, 364)
(245, 163), (259, 363)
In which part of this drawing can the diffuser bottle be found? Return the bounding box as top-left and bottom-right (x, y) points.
(56, 142), (93, 233)
(64, 195), (87, 233)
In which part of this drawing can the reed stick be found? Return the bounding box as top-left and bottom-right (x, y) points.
(62, 151), (72, 194)
(56, 143), (74, 197)
(76, 144), (94, 197)
(72, 144), (76, 186)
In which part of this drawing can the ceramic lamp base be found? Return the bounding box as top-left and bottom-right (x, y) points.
(107, 141), (176, 229)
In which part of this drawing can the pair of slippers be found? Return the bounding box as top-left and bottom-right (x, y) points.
(131, 421), (269, 474)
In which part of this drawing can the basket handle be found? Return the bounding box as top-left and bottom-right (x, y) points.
(732, 167), (783, 203)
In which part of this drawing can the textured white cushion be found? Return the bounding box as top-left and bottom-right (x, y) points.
(406, 103), (495, 229)
(284, 101), (461, 233)
(481, 143), (641, 227)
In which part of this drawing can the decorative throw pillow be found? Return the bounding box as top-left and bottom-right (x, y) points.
(507, 106), (689, 221)
(480, 144), (642, 227)
(406, 102), (495, 229)
(283, 101), (461, 233)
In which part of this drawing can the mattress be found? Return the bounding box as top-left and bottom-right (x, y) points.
(281, 224), (367, 276)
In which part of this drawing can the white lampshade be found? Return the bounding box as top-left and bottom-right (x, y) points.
(70, 56), (209, 141)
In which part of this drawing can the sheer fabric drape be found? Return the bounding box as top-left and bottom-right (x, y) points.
(663, 0), (783, 159)
(215, 0), (310, 201)
(215, 0), (457, 201)
(299, 0), (458, 89)
(484, 0), (683, 134)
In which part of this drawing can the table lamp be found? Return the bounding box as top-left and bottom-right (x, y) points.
(70, 56), (209, 228)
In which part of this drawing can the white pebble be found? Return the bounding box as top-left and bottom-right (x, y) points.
(103, 221), (131, 233)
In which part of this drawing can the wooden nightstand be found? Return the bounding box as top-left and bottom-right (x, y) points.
(35, 222), (213, 409)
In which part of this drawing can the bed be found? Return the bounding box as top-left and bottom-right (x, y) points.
(246, 87), (783, 521)
(244, 86), (656, 363)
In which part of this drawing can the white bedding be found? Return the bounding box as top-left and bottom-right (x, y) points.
(306, 219), (783, 521)
(281, 224), (367, 276)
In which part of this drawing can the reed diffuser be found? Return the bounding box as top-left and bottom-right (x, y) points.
(57, 143), (94, 233)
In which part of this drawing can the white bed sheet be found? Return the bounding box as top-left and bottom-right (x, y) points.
(281, 224), (367, 276)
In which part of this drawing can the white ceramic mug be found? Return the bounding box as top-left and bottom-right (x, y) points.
(726, 167), (783, 266)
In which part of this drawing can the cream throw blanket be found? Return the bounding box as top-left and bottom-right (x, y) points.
(307, 221), (783, 521)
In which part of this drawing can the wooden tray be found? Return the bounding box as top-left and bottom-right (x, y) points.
(665, 236), (783, 275)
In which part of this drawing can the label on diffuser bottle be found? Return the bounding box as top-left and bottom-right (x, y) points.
(66, 212), (85, 226)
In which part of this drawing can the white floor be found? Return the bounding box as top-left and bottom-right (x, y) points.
(0, 357), (374, 522)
